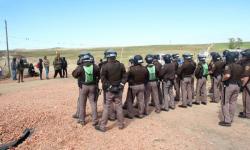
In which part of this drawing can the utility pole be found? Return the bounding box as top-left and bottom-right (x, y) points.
(5, 20), (10, 76)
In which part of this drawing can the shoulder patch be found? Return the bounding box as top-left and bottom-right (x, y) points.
(246, 66), (250, 71)
(225, 65), (229, 71)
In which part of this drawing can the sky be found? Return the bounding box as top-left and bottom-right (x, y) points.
(0, 0), (250, 50)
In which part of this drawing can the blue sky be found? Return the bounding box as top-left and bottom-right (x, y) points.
(0, 0), (249, 49)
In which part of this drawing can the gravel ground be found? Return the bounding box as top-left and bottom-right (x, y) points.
(0, 75), (250, 150)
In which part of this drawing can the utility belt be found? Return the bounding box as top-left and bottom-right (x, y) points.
(182, 75), (192, 79)
(107, 83), (123, 94)
(213, 74), (221, 79)
(163, 79), (174, 85)
(129, 82), (145, 86)
(223, 80), (241, 87)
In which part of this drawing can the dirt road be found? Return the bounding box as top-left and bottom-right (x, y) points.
(0, 77), (250, 150)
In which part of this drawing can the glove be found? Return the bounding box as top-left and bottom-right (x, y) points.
(119, 83), (125, 90)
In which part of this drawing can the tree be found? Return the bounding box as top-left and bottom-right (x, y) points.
(229, 38), (236, 49)
(235, 38), (243, 49)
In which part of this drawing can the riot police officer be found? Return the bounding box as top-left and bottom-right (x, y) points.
(209, 52), (225, 103)
(238, 49), (250, 119)
(126, 55), (148, 118)
(172, 54), (181, 101)
(95, 49), (127, 132)
(177, 53), (196, 108)
(219, 51), (243, 126)
(145, 54), (161, 114)
(194, 54), (208, 105)
(72, 53), (100, 126)
(160, 54), (176, 110)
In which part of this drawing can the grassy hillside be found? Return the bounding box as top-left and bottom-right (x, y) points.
(1, 42), (250, 65)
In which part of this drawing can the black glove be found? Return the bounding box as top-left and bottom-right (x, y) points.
(119, 83), (125, 90)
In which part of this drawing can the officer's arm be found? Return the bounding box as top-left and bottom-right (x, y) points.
(72, 66), (82, 78)
(120, 63), (127, 85)
(222, 65), (231, 81)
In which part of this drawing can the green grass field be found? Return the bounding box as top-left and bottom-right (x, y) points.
(10, 42), (249, 63)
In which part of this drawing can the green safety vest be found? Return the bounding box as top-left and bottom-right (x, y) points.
(83, 65), (94, 83)
(202, 63), (208, 76)
(147, 65), (157, 81)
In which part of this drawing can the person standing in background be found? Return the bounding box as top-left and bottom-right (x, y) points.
(11, 57), (17, 80)
(43, 56), (50, 79)
(17, 58), (25, 83)
(62, 57), (68, 78)
(53, 53), (63, 78)
(38, 58), (43, 80)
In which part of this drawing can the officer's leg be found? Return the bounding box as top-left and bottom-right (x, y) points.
(169, 83), (175, 109)
(137, 85), (145, 116)
(144, 83), (151, 115)
(114, 91), (125, 129)
(88, 85), (98, 126)
(191, 77), (195, 99)
(99, 92), (112, 130)
(174, 78), (180, 101)
(126, 87), (134, 118)
(181, 79), (187, 106)
(246, 84), (250, 118)
(152, 82), (161, 113)
(229, 86), (239, 123)
(187, 78), (193, 106)
(220, 85), (232, 123)
(162, 81), (169, 110)
(195, 79), (202, 104)
(201, 78), (207, 103)
(78, 86), (88, 124)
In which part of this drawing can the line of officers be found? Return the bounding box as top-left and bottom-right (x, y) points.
(72, 49), (250, 132)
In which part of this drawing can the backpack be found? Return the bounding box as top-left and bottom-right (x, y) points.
(83, 65), (94, 83)
(147, 65), (157, 81)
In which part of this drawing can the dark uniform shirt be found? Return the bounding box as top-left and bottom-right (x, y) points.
(211, 61), (226, 77)
(153, 60), (162, 72)
(160, 62), (176, 81)
(224, 63), (243, 84)
(127, 64), (148, 85)
(195, 62), (205, 79)
(100, 60), (127, 86)
(239, 59), (250, 78)
(177, 60), (196, 79)
(72, 63), (100, 86)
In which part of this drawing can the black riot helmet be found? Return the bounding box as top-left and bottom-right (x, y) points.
(105, 48), (117, 59)
(210, 52), (221, 62)
(198, 53), (206, 62)
(163, 54), (172, 64)
(172, 53), (179, 60)
(133, 55), (143, 65)
(225, 51), (239, 64)
(182, 53), (192, 60)
(145, 54), (154, 64)
(80, 53), (92, 63)
(223, 50), (230, 57)
(79, 52), (90, 58)
(241, 49), (250, 59)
